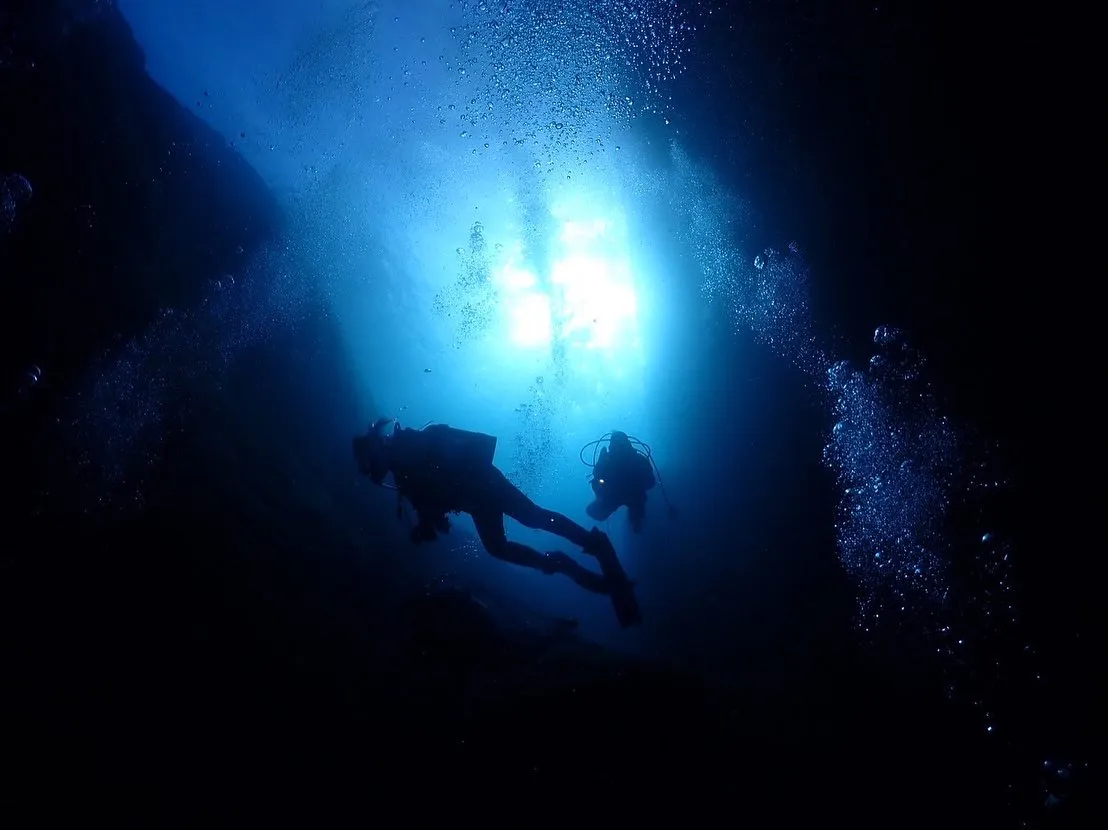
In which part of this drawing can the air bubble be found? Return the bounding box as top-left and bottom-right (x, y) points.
(1, 173), (33, 231)
(873, 325), (904, 347)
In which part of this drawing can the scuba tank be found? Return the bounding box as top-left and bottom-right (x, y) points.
(421, 423), (497, 472)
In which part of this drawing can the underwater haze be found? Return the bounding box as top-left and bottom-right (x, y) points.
(2, 0), (1095, 823)
(105, 0), (994, 660)
(116, 0), (787, 642)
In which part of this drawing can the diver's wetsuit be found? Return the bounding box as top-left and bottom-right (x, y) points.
(388, 424), (608, 594)
(586, 439), (656, 532)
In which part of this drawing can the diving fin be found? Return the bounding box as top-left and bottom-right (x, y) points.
(586, 528), (642, 628)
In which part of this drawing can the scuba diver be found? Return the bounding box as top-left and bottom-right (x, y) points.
(352, 418), (625, 601)
(581, 430), (676, 532)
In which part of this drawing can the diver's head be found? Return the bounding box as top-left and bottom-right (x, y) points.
(352, 417), (398, 484)
(609, 430), (631, 450)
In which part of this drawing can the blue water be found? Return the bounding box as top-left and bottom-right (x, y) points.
(88, 0), (987, 657)
(5, 1), (1091, 819)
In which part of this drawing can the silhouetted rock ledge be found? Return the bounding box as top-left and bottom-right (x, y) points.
(1, 0), (279, 429)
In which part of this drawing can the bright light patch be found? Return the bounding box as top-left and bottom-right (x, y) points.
(561, 218), (610, 244)
(499, 262), (537, 291)
(493, 200), (641, 355)
(509, 292), (552, 347)
(494, 248), (551, 348)
(551, 254), (637, 350)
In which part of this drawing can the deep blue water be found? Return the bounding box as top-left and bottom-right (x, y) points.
(1, 1), (1097, 824)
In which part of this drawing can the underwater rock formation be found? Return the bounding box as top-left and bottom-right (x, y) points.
(1, 0), (279, 439)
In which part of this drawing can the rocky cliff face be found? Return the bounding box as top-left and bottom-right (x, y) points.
(1, 0), (279, 444)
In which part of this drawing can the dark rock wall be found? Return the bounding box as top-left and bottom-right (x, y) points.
(1, 0), (280, 439)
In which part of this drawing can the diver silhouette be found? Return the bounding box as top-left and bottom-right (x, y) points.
(352, 418), (624, 599)
(585, 430), (655, 532)
(581, 430), (677, 531)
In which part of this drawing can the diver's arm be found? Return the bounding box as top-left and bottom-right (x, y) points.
(410, 506), (450, 544)
(404, 499), (434, 544)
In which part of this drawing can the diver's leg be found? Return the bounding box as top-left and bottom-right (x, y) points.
(471, 512), (608, 594)
(485, 468), (596, 549)
(627, 498), (646, 533)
